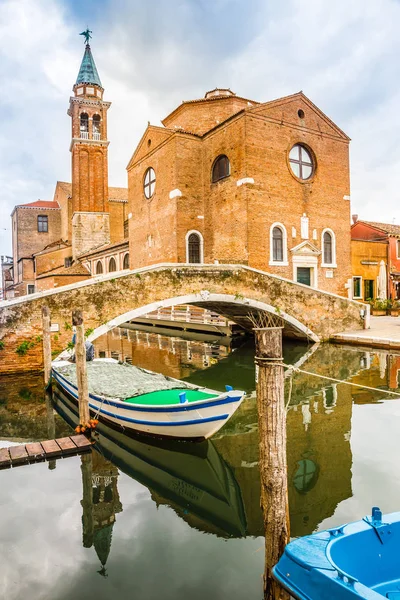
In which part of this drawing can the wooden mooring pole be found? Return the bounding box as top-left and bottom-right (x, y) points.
(42, 305), (52, 387)
(254, 327), (290, 600)
(72, 310), (90, 426)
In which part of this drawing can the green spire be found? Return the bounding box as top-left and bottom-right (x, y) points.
(76, 43), (102, 88)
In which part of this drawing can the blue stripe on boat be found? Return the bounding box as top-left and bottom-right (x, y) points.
(52, 369), (242, 413)
(54, 374), (230, 427)
(91, 405), (230, 427)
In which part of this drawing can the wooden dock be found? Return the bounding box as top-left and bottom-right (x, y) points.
(0, 434), (92, 469)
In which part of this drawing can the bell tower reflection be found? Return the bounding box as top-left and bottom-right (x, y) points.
(80, 450), (123, 575)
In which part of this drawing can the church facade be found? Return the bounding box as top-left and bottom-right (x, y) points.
(127, 89), (352, 295)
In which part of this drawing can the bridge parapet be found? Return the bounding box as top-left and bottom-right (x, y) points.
(0, 264), (366, 374)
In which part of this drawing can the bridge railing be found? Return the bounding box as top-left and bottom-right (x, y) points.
(139, 305), (230, 326)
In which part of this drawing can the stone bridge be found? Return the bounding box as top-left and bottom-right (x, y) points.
(0, 264), (367, 374)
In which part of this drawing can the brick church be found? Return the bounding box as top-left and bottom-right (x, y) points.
(2, 37), (352, 299)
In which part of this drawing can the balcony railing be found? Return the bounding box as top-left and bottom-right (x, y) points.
(80, 131), (89, 139)
(93, 132), (101, 141)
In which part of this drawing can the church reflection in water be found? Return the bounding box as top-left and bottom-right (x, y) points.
(80, 451), (123, 577)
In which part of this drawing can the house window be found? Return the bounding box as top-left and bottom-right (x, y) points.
(186, 231), (203, 264)
(397, 240), (400, 259)
(37, 215), (48, 232)
(109, 257), (117, 272)
(123, 253), (129, 269)
(353, 276), (362, 299)
(212, 155), (230, 183)
(27, 284), (35, 294)
(289, 144), (314, 180)
(124, 219), (129, 238)
(96, 261), (103, 274)
(64, 257), (73, 268)
(272, 227), (283, 262)
(364, 279), (374, 300)
(144, 167), (156, 199)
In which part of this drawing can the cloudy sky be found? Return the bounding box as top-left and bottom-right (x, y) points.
(1, 0), (400, 258)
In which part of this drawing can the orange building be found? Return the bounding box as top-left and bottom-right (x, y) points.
(351, 218), (400, 300)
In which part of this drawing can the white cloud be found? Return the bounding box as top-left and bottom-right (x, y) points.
(1, 0), (400, 260)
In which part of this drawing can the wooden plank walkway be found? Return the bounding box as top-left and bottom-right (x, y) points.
(0, 435), (92, 470)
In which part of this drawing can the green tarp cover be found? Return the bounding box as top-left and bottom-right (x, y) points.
(54, 361), (215, 404)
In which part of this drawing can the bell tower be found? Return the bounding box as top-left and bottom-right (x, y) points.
(68, 30), (111, 258)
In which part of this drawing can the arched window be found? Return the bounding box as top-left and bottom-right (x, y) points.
(80, 113), (89, 138)
(96, 261), (103, 274)
(269, 223), (288, 265)
(212, 155), (230, 183)
(92, 114), (101, 140)
(108, 257), (117, 272)
(323, 231), (332, 264)
(321, 229), (336, 266)
(272, 227), (283, 262)
(144, 167), (156, 199)
(186, 231), (203, 264)
(123, 253), (129, 269)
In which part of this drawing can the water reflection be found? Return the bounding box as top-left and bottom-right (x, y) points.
(80, 451), (123, 577)
(1, 330), (400, 599)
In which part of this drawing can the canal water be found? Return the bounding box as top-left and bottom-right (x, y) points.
(1, 327), (400, 600)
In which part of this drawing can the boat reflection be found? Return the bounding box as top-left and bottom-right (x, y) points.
(52, 385), (247, 541)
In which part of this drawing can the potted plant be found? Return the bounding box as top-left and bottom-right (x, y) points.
(389, 299), (400, 317)
(370, 298), (388, 316)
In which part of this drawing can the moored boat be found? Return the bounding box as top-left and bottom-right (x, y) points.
(52, 384), (247, 538)
(273, 507), (400, 599)
(51, 358), (245, 440)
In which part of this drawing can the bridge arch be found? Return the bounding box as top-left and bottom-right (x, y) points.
(87, 292), (319, 344)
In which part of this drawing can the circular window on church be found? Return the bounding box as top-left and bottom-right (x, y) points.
(144, 167), (156, 199)
(289, 144), (314, 180)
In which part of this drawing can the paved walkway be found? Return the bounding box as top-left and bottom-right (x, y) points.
(332, 316), (400, 349)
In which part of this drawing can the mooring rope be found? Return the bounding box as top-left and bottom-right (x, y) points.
(278, 363), (400, 398)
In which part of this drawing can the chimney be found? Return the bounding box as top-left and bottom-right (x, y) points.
(352, 214), (358, 224)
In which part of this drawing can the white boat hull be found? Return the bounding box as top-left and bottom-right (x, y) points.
(51, 365), (245, 440)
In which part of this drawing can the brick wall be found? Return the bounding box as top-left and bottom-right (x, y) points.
(72, 212), (110, 259)
(109, 201), (128, 243)
(35, 246), (73, 276)
(128, 136), (179, 267)
(36, 273), (90, 291)
(13, 207), (61, 267)
(162, 95), (256, 135)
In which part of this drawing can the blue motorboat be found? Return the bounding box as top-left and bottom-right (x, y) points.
(273, 507), (400, 599)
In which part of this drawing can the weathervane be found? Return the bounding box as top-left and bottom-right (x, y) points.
(79, 28), (92, 45)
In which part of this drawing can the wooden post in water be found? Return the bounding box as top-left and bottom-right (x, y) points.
(72, 310), (90, 426)
(42, 305), (52, 387)
(254, 326), (290, 600)
(45, 389), (56, 470)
